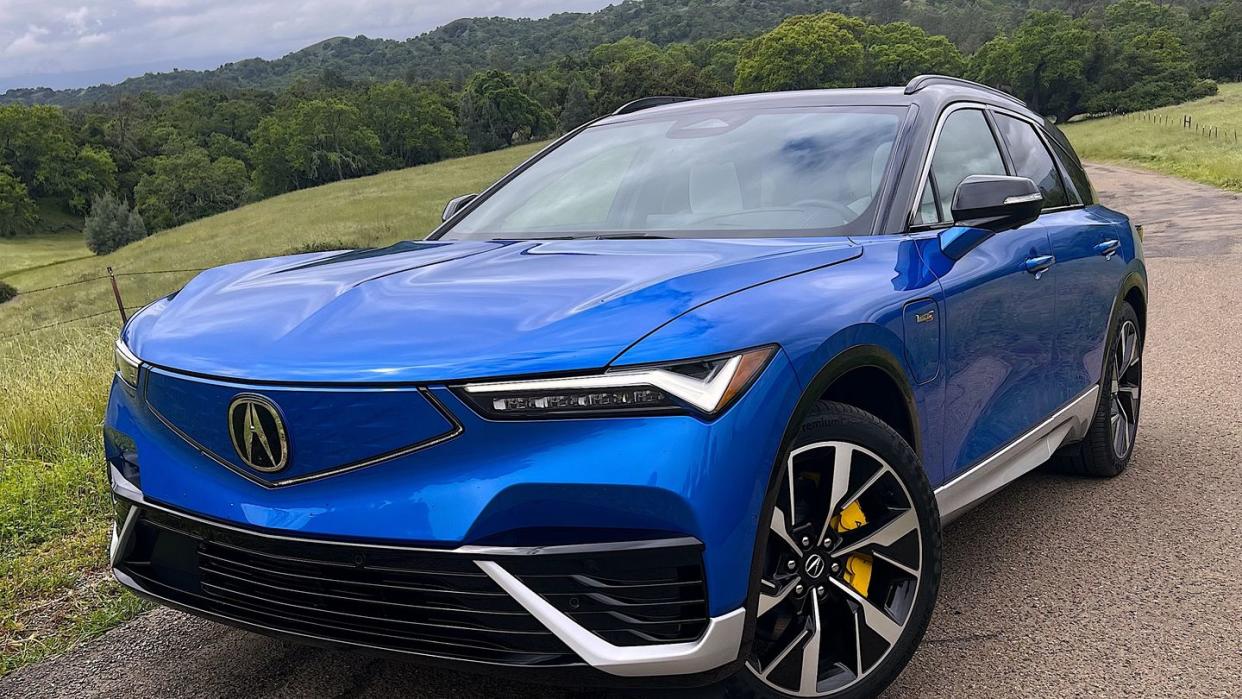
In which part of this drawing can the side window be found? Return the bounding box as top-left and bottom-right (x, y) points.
(918, 109), (1006, 224)
(1050, 139), (1096, 205)
(993, 114), (1069, 208)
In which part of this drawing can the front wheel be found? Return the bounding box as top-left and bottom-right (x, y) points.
(723, 401), (942, 698)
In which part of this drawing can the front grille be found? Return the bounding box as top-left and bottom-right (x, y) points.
(115, 505), (713, 666)
(117, 507), (579, 666)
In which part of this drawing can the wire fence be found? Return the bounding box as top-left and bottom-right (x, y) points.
(1121, 111), (1241, 144)
(0, 267), (206, 342)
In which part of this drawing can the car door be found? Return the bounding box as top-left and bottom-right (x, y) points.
(912, 106), (1061, 479)
(990, 112), (1127, 404)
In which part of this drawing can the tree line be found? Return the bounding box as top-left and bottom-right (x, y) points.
(1, 0), (1238, 249)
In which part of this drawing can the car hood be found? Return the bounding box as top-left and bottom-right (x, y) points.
(125, 238), (860, 383)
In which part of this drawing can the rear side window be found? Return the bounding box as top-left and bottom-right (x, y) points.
(1049, 138), (1097, 205)
(993, 114), (1069, 208)
(916, 109), (1006, 224)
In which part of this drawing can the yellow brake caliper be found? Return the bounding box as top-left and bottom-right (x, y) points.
(831, 501), (873, 597)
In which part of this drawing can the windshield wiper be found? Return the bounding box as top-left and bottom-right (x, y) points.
(593, 233), (674, 240)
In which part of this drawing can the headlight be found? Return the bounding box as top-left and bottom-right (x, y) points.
(459, 346), (775, 418)
(114, 340), (141, 388)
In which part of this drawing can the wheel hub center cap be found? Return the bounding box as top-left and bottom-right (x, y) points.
(803, 553), (827, 579)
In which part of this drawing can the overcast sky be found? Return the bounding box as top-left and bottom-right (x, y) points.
(0, 1), (618, 91)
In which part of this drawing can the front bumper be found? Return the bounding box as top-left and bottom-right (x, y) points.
(104, 350), (804, 679)
(110, 471), (745, 678)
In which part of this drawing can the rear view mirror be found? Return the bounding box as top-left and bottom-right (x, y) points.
(940, 176), (1043, 259)
(951, 175), (1042, 232)
(442, 193), (478, 222)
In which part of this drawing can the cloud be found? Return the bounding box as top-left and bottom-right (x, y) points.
(0, 0), (617, 90)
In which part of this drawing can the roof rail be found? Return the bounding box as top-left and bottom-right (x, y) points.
(612, 96), (697, 116)
(904, 75), (1026, 107)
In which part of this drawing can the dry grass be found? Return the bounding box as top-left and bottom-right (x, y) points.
(1064, 83), (1242, 191)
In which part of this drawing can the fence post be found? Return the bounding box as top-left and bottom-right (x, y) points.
(107, 267), (128, 324)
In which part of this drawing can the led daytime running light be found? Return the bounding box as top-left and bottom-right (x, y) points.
(463, 347), (773, 415)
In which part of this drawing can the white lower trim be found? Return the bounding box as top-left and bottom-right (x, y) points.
(936, 386), (1100, 523)
(476, 560), (744, 677)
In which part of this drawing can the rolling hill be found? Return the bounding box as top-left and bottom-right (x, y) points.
(0, 0), (1193, 107)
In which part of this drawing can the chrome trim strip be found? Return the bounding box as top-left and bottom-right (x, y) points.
(144, 383), (463, 489)
(477, 560), (744, 676)
(457, 537), (702, 557)
(109, 502), (140, 566)
(108, 481), (703, 558)
(935, 385), (1100, 523)
(1004, 192), (1043, 205)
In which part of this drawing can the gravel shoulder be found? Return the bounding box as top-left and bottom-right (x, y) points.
(5, 163), (1240, 698)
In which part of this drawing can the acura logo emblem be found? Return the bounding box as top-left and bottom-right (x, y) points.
(227, 394), (289, 472)
(804, 553), (826, 579)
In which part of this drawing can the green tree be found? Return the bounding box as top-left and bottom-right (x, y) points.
(134, 148), (250, 230)
(559, 77), (594, 132)
(969, 12), (1095, 122)
(968, 34), (1018, 93)
(0, 104), (78, 197)
(250, 99), (383, 195)
(735, 13), (866, 93)
(591, 39), (728, 114)
(1089, 29), (1213, 113)
(66, 145), (118, 214)
(458, 71), (554, 153)
(1197, 0), (1242, 80)
(84, 191), (147, 254)
(0, 167), (37, 237)
(361, 82), (465, 167)
(862, 22), (966, 87)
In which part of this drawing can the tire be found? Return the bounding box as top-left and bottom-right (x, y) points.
(1049, 302), (1143, 478)
(719, 401), (942, 699)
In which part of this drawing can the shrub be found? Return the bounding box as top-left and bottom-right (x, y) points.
(0, 168), (37, 237)
(0, 280), (16, 305)
(84, 193), (147, 255)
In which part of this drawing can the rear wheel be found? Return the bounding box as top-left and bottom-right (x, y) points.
(723, 401), (941, 698)
(1050, 302), (1143, 477)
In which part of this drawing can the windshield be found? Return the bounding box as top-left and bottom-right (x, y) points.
(439, 106), (906, 240)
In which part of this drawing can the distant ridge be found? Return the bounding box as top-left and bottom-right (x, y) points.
(0, 0), (1210, 107)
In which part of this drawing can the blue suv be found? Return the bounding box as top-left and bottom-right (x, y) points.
(106, 76), (1146, 698)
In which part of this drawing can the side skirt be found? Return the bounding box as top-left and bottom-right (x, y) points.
(935, 386), (1100, 524)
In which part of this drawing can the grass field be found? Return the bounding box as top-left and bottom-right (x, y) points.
(1063, 83), (1242, 191)
(0, 142), (543, 674)
(0, 202), (91, 280)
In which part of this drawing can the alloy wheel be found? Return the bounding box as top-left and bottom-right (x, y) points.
(747, 441), (923, 696)
(1110, 320), (1142, 459)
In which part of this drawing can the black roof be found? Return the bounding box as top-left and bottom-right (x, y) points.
(599, 75), (1043, 126)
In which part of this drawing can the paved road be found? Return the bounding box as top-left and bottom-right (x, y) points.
(5, 164), (1240, 698)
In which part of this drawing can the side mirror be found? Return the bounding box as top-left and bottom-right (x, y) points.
(940, 175), (1043, 260)
(442, 193), (478, 222)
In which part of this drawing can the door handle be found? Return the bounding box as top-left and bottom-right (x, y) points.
(1094, 239), (1121, 260)
(1024, 254), (1055, 280)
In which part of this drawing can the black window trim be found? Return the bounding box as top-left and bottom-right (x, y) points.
(906, 101), (1088, 234)
(989, 107), (1077, 211)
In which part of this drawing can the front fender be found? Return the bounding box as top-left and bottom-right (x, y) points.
(611, 246), (943, 482)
